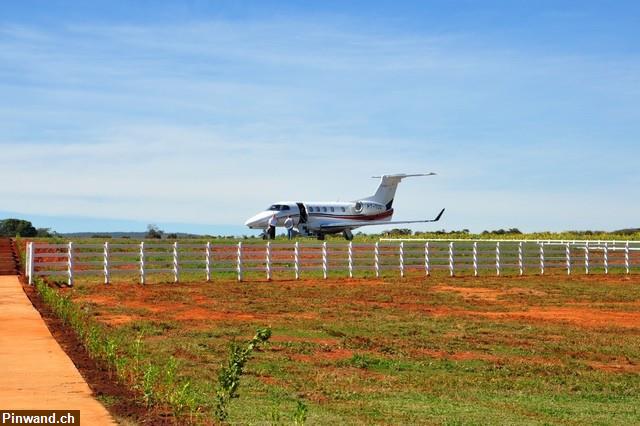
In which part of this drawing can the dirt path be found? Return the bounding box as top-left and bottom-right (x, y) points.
(0, 276), (115, 425)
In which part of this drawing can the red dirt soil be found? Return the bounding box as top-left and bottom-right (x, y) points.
(432, 285), (547, 301)
(587, 360), (640, 373)
(73, 275), (640, 331)
(480, 307), (640, 329)
(67, 275), (640, 382)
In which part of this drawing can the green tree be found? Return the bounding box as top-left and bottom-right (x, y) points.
(0, 218), (38, 237)
(146, 224), (163, 239)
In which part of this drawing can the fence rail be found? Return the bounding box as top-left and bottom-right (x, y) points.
(25, 240), (640, 285)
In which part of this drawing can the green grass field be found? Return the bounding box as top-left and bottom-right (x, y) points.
(49, 272), (640, 425)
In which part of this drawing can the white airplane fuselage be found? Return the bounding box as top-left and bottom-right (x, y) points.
(244, 174), (444, 240)
(245, 200), (391, 236)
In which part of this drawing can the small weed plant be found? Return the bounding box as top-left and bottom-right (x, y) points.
(214, 327), (272, 421)
(293, 400), (308, 425)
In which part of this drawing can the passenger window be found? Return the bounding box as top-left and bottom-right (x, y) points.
(322, 207), (327, 212)
(341, 207), (346, 212)
(330, 207), (334, 212)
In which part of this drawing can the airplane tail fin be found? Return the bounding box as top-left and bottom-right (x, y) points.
(364, 173), (436, 209)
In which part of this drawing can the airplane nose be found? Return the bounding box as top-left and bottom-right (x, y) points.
(244, 216), (259, 227)
(245, 211), (271, 228)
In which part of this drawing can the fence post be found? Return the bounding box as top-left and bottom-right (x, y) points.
(173, 241), (179, 283)
(604, 242), (608, 274)
(625, 241), (630, 275)
(294, 241), (300, 280)
(448, 242), (454, 277)
(495, 242), (500, 276)
(539, 243), (545, 275)
(473, 242), (478, 276)
(237, 242), (243, 282)
(348, 241), (353, 278)
(518, 242), (523, 276)
(103, 241), (110, 284)
(399, 242), (404, 278)
(322, 242), (327, 279)
(265, 241), (271, 280)
(565, 242), (571, 275)
(25, 241), (30, 277)
(424, 242), (430, 277)
(66, 242), (74, 287)
(584, 243), (590, 275)
(375, 242), (380, 278)
(205, 242), (211, 282)
(139, 241), (145, 285)
(28, 242), (34, 286)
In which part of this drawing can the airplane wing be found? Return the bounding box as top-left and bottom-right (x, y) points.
(319, 208), (445, 230)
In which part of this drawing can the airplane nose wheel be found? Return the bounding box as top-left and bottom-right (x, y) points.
(342, 230), (354, 241)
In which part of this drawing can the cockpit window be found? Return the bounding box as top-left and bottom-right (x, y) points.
(267, 204), (290, 211)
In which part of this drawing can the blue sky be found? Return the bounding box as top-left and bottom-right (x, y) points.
(1, 1), (638, 234)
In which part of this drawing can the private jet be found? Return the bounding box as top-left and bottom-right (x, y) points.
(244, 173), (445, 240)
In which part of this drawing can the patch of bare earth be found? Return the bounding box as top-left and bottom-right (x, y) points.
(480, 307), (640, 329)
(432, 285), (503, 301)
(432, 285), (547, 302)
(171, 308), (318, 322)
(364, 284), (640, 329)
(101, 314), (139, 325)
(587, 359), (640, 373)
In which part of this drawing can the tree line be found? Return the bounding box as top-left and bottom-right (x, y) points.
(0, 218), (54, 237)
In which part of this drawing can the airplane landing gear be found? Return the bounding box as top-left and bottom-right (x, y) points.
(343, 230), (353, 241)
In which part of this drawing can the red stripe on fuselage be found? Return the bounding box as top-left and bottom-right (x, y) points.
(308, 209), (393, 221)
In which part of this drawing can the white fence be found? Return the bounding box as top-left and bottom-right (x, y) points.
(25, 240), (640, 286)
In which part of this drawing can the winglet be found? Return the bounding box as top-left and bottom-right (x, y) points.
(433, 208), (445, 222)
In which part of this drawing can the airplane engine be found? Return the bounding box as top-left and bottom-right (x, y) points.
(353, 200), (386, 215)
